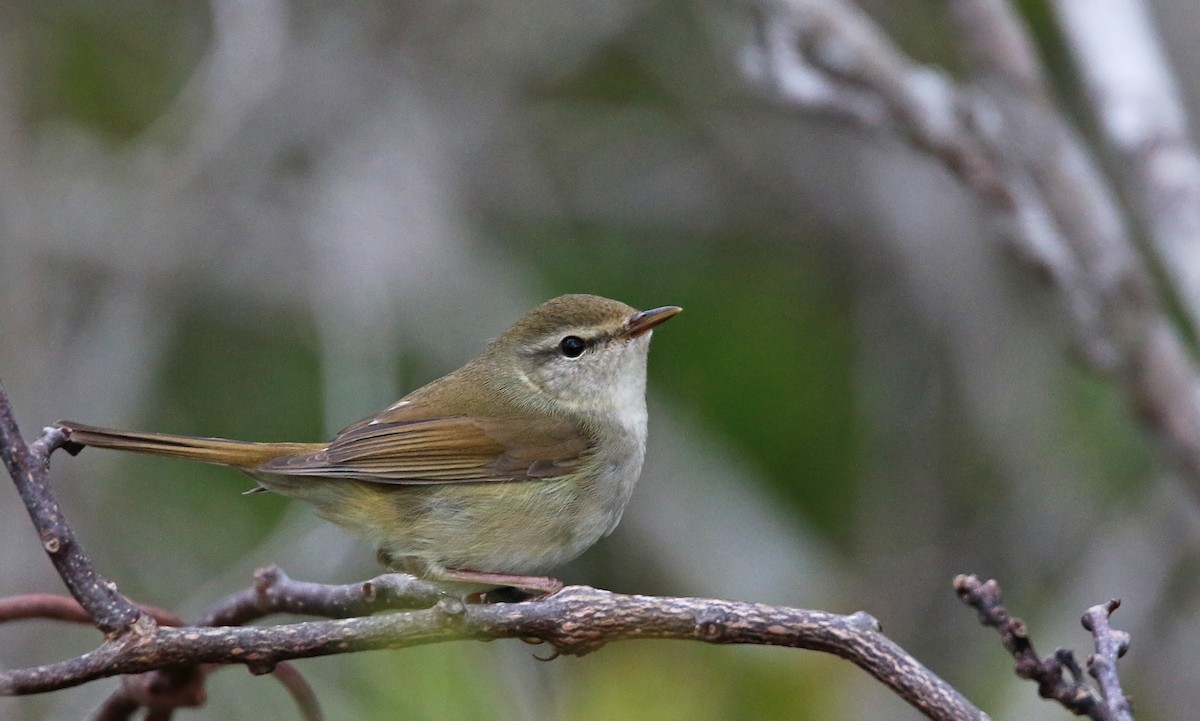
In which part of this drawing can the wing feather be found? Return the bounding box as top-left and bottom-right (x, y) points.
(258, 414), (591, 485)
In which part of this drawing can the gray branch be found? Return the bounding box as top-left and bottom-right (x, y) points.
(746, 0), (1200, 493)
(957, 575), (1132, 721)
(0, 383), (141, 635)
(1082, 600), (1134, 721)
(1053, 0), (1200, 337)
(2, 582), (988, 721)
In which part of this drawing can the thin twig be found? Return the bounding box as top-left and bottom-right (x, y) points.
(271, 663), (324, 721)
(1081, 600), (1134, 721)
(0, 594), (182, 626)
(0, 380), (142, 635)
(198, 566), (444, 627)
(0, 590), (329, 719)
(955, 574), (1127, 721)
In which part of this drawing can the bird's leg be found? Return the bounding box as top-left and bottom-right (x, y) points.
(375, 551), (562, 600)
(440, 568), (564, 598)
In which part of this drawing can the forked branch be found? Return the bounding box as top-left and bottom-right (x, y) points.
(956, 575), (1132, 721)
(0, 379), (986, 720)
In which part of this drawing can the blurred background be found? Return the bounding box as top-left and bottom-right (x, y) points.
(2, 0), (1199, 719)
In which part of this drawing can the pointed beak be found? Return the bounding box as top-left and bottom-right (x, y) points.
(623, 305), (682, 338)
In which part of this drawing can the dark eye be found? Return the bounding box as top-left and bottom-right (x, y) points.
(559, 335), (587, 358)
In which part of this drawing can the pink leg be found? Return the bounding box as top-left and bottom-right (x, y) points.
(440, 568), (564, 597)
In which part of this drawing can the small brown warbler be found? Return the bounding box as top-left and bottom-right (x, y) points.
(59, 294), (680, 595)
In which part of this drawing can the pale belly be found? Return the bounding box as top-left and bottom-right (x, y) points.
(256, 440), (646, 577)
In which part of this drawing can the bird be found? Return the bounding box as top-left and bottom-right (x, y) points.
(58, 294), (680, 596)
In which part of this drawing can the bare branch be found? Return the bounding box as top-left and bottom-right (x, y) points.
(0, 381), (143, 635)
(952, 1), (1200, 490)
(3, 584), (988, 721)
(83, 567), (435, 719)
(955, 575), (1130, 721)
(90, 659), (324, 721)
(747, 0), (1111, 360)
(1081, 600), (1134, 721)
(197, 566), (444, 627)
(0, 594), (182, 627)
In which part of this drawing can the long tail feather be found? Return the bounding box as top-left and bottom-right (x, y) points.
(55, 420), (319, 469)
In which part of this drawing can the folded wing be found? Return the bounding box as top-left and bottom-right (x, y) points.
(258, 414), (591, 484)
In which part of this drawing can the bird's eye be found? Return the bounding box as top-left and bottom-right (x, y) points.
(559, 335), (587, 358)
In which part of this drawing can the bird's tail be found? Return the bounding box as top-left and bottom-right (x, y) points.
(56, 420), (318, 469)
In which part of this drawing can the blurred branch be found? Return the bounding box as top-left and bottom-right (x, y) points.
(93, 661), (321, 721)
(745, 0), (1200, 491)
(262, 663), (322, 721)
(745, 0), (1013, 207)
(956, 575), (1132, 721)
(948, 0), (1134, 366)
(0, 384), (987, 721)
(146, 0), (290, 188)
(0, 594), (181, 627)
(1052, 0), (1200, 337)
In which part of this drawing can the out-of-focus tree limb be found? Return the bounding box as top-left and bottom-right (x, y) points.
(745, 0), (1200, 495)
(0, 594), (181, 627)
(1053, 0), (1200, 338)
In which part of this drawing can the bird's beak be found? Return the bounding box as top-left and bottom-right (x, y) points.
(623, 305), (682, 338)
